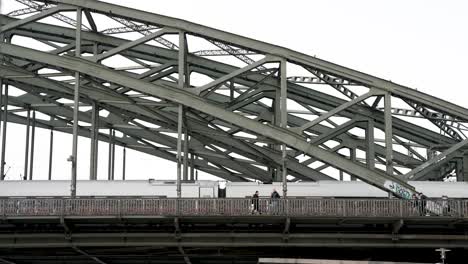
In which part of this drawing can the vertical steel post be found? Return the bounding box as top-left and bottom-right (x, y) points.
(176, 31), (186, 198)
(93, 106), (99, 179)
(122, 147), (126, 180)
(0, 79), (2, 143)
(107, 128), (111, 180)
(23, 108), (31, 180)
(0, 84), (8, 180)
(384, 92), (393, 175)
(280, 58), (288, 197)
(70, 8), (82, 197)
(90, 42), (99, 180)
(183, 131), (189, 181)
(273, 81), (281, 182)
(366, 119), (375, 170)
(111, 129), (115, 180)
(463, 155), (468, 182)
(176, 106), (183, 197)
(89, 102), (96, 180)
(48, 129), (54, 180)
(29, 110), (36, 180)
(108, 128), (114, 180)
(190, 153), (195, 181)
(350, 147), (356, 181)
(182, 33), (190, 183)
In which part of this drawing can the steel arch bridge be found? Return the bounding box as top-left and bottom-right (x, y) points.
(0, 1), (468, 264)
(0, 0), (468, 198)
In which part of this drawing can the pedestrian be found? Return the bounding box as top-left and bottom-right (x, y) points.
(270, 189), (281, 214)
(441, 195), (449, 216)
(251, 191), (259, 214)
(411, 193), (419, 215)
(418, 192), (428, 216)
(271, 189), (281, 199)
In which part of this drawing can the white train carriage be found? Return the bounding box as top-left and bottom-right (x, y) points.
(0, 180), (219, 198)
(0, 180), (467, 199)
(226, 181), (468, 198)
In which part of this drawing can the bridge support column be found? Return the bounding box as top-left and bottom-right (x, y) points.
(0, 83), (7, 180)
(384, 92), (393, 175)
(89, 40), (100, 181)
(457, 154), (468, 182)
(279, 58), (288, 196)
(48, 129), (54, 180)
(190, 153), (195, 181)
(23, 108), (31, 180)
(366, 119), (375, 170)
(182, 131), (189, 181)
(108, 128), (115, 180)
(350, 147), (356, 181)
(176, 106), (183, 196)
(122, 147), (126, 180)
(70, 8), (82, 197)
(29, 110), (36, 180)
(177, 31), (188, 197)
(111, 129), (115, 179)
(89, 102), (99, 180)
(273, 76), (281, 182)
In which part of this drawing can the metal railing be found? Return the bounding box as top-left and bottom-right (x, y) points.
(0, 198), (465, 218)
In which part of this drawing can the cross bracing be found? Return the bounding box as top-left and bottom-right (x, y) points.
(0, 0), (467, 198)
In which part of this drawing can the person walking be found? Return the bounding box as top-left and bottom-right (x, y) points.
(251, 191), (259, 214)
(417, 192), (428, 216)
(270, 189), (281, 214)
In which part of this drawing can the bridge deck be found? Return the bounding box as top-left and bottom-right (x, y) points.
(0, 198), (467, 263)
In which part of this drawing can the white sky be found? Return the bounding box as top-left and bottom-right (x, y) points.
(0, 0), (467, 182)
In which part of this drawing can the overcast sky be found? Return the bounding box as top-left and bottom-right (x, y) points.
(1, 0), (467, 182)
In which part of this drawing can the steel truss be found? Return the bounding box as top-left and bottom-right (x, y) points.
(0, 0), (467, 198)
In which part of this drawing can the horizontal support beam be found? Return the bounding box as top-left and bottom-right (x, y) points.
(193, 56), (276, 95)
(92, 28), (174, 61)
(0, 232), (467, 248)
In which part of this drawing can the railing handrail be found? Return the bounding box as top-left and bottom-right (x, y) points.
(0, 197), (462, 218)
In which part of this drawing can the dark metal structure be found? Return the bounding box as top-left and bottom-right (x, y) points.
(0, 0), (468, 263)
(0, 197), (467, 263)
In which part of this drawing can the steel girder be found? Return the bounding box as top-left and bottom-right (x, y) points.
(0, 0), (467, 196)
(0, 16), (454, 148)
(26, 0), (468, 122)
(0, 64), (328, 182)
(0, 42), (417, 197)
(1, 231), (468, 249)
(0, 18), (435, 168)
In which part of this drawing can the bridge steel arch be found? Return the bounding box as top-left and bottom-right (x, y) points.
(0, 0), (467, 198)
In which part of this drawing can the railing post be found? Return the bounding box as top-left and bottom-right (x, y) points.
(399, 199), (403, 218)
(1, 199), (4, 219)
(458, 200), (463, 218)
(342, 200), (347, 217)
(60, 199), (65, 218)
(230, 199), (233, 216)
(118, 199), (122, 218)
(176, 199), (180, 216)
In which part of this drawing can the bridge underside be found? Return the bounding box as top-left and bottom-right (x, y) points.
(1, 216), (468, 264)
